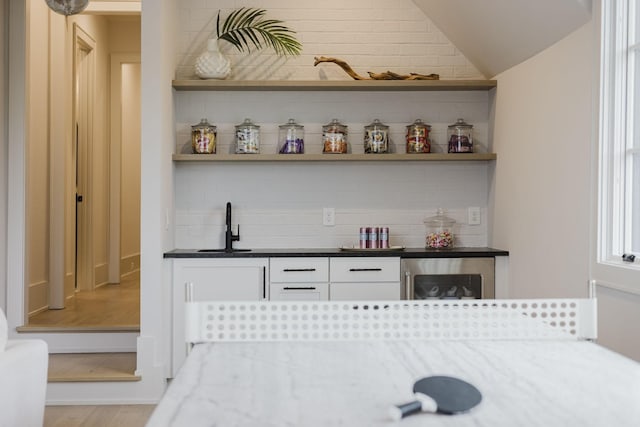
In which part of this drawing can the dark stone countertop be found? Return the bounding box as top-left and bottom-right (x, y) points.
(164, 247), (508, 259)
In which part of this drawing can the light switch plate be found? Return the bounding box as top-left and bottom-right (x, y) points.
(468, 207), (481, 225)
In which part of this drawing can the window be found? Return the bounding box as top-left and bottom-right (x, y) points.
(599, 0), (640, 268)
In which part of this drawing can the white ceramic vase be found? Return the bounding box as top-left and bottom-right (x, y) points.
(194, 38), (231, 79)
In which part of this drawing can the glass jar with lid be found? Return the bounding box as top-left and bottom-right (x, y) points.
(364, 119), (389, 153)
(322, 119), (348, 154)
(278, 119), (304, 154)
(447, 118), (473, 153)
(424, 208), (455, 248)
(191, 118), (216, 154)
(406, 119), (431, 153)
(235, 118), (260, 154)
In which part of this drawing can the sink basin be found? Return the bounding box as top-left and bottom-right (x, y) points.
(197, 249), (252, 253)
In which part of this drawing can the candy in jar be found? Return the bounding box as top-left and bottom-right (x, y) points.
(447, 118), (473, 153)
(322, 119), (348, 154)
(424, 209), (455, 248)
(191, 118), (216, 154)
(406, 119), (431, 153)
(235, 118), (260, 154)
(364, 119), (389, 154)
(278, 119), (305, 154)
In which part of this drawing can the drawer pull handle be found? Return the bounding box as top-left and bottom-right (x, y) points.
(283, 268), (317, 272)
(349, 268), (383, 272)
(283, 287), (317, 290)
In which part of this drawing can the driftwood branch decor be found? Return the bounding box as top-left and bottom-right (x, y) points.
(313, 56), (439, 80)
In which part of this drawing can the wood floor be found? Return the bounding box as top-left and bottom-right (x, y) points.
(28, 274), (140, 328)
(44, 404), (155, 427)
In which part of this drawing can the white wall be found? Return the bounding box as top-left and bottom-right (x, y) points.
(0, 0), (7, 311)
(491, 13), (640, 362)
(141, 0), (178, 387)
(107, 17), (141, 278)
(491, 23), (594, 299)
(176, 0), (483, 81)
(25, 0), (51, 313)
(120, 63), (141, 268)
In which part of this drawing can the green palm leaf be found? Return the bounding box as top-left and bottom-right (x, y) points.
(216, 8), (302, 56)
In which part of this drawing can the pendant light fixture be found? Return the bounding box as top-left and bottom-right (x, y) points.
(44, 0), (89, 16)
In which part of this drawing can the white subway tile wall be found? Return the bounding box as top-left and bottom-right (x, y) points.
(175, 0), (483, 80)
(174, 1), (492, 250)
(174, 162), (489, 249)
(175, 206), (488, 250)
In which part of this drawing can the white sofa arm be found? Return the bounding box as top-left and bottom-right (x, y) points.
(0, 339), (48, 427)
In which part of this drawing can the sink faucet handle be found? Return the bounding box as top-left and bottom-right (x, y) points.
(233, 224), (240, 241)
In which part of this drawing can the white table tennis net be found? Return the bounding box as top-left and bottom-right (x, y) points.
(185, 299), (597, 343)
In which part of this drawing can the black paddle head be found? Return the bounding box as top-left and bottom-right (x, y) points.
(413, 375), (482, 414)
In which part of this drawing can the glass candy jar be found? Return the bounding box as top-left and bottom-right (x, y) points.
(448, 118), (473, 153)
(322, 119), (348, 154)
(406, 119), (431, 153)
(424, 209), (455, 248)
(364, 119), (389, 153)
(278, 119), (305, 154)
(235, 118), (260, 154)
(191, 118), (216, 154)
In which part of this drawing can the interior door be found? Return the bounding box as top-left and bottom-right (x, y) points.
(72, 24), (95, 292)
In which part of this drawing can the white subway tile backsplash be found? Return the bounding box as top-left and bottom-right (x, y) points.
(174, 156), (490, 248)
(175, 207), (488, 249)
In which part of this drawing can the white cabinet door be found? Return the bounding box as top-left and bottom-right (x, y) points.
(270, 283), (329, 301)
(172, 258), (268, 375)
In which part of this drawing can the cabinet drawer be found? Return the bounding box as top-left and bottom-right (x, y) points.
(330, 282), (400, 300)
(330, 257), (400, 283)
(270, 283), (329, 301)
(270, 258), (329, 283)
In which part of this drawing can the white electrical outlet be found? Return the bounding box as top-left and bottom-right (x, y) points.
(468, 207), (481, 225)
(323, 208), (335, 226)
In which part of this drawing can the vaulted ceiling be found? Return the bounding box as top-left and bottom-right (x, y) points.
(412, 0), (592, 78)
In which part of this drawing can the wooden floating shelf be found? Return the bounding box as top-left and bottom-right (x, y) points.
(171, 79), (497, 92)
(173, 153), (497, 162)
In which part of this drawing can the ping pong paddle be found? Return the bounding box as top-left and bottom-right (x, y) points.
(389, 375), (482, 420)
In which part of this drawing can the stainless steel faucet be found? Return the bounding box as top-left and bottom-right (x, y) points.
(225, 202), (240, 252)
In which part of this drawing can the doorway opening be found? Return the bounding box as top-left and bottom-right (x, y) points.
(26, 12), (141, 330)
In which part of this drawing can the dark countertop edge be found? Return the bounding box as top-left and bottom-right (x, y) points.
(164, 247), (509, 258)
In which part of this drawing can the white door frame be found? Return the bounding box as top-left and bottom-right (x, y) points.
(6, 0), (27, 329)
(109, 53), (141, 283)
(72, 23), (96, 292)
(48, 12), (68, 309)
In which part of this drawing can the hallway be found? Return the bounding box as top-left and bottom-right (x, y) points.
(28, 275), (139, 328)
